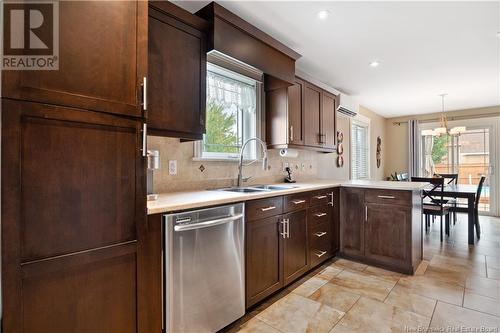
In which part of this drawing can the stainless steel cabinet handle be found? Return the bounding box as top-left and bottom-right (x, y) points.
(141, 123), (147, 157)
(314, 232), (327, 237)
(292, 199), (306, 205)
(328, 192), (334, 206)
(174, 214), (243, 232)
(314, 212), (327, 217)
(377, 195), (396, 199)
(286, 219), (290, 238)
(142, 77), (147, 111)
(365, 205), (368, 221)
(315, 251), (327, 258)
(261, 206), (276, 212)
(290, 125), (294, 141)
(314, 195), (327, 199)
(280, 219), (287, 238)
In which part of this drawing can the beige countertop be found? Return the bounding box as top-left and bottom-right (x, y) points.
(147, 179), (427, 215)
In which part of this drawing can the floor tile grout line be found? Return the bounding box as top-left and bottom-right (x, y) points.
(427, 299), (438, 330)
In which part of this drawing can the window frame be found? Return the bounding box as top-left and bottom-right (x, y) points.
(194, 59), (264, 162)
(350, 114), (371, 180)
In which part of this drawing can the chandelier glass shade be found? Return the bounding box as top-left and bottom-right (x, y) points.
(422, 94), (466, 137)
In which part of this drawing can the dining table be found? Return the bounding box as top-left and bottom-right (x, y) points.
(440, 184), (479, 245)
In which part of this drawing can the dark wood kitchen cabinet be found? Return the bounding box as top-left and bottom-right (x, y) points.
(266, 77), (337, 152)
(340, 187), (422, 274)
(304, 82), (322, 148)
(340, 187), (365, 257)
(1, 99), (146, 333)
(246, 215), (283, 307)
(283, 210), (309, 285)
(2, 1), (148, 118)
(266, 78), (305, 148)
(321, 91), (337, 149)
(365, 203), (411, 268)
(245, 189), (338, 308)
(147, 1), (207, 140)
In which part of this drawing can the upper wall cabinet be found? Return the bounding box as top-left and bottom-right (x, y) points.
(266, 78), (305, 148)
(147, 1), (207, 140)
(2, 1), (147, 118)
(196, 2), (300, 89)
(321, 90), (337, 150)
(266, 77), (338, 153)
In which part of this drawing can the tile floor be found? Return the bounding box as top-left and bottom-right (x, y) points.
(229, 215), (500, 333)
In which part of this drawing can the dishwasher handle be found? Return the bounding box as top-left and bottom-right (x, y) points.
(174, 213), (244, 232)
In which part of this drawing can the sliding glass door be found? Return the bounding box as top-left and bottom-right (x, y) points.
(419, 119), (497, 215)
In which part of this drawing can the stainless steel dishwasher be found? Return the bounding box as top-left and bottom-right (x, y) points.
(163, 203), (245, 333)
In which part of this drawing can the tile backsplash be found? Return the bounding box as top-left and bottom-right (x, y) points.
(147, 136), (332, 193)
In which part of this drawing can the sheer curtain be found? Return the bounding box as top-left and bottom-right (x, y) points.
(206, 71), (256, 115)
(423, 136), (435, 177)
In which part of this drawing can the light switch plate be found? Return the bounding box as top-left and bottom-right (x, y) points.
(168, 160), (177, 175)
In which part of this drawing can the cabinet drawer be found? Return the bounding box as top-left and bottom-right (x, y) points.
(246, 196), (283, 221)
(309, 232), (333, 267)
(365, 189), (412, 207)
(310, 190), (331, 206)
(284, 193), (310, 213)
(308, 205), (331, 225)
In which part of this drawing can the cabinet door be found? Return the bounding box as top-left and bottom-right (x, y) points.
(321, 91), (337, 149)
(246, 216), (283, 308)
(340, 188), (365, 257)
(288, 78), (305, 145)
(304, 83), (322, 147)
(2, 1), (147, 118)
(148, 5), (206, 140)
(283, 210), (308, 285)
(1, 99), (145, 332)
(365, 203), (411, 268)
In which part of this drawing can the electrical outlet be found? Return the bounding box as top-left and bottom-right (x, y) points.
(168, 160), (177, 175)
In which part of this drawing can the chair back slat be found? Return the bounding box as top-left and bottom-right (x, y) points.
(411, 177), (445, 209)
(475, 176), (486, 208)
(434, 173), (459, 185)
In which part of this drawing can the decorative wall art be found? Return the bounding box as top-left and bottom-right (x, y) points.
(376, 136), (382, 168)
(336, 130), (344, 168)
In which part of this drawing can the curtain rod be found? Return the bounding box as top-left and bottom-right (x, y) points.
(392, 111), (500, 126)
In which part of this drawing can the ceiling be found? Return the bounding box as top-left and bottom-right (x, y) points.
(173, 1), (500, 118)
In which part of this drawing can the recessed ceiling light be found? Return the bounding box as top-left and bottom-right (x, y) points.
(369, 61), (380, 68)
(317, 10), (330, 20)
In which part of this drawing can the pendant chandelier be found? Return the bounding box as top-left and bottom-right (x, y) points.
(421, 94), (466, 136)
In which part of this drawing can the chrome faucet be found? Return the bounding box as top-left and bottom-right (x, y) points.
(237, 138), (268, 187)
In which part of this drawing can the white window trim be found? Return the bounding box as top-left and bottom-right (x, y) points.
(350, 113), (371, 180)
(193, 62), (263, 162)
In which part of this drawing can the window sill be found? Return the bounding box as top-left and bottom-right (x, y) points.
(192, 157), (257, 163)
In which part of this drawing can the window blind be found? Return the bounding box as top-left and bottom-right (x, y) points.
(351, 123), (369, 179)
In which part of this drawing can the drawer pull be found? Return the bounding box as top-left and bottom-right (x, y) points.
(328, 192), (334, 206)
(314, 195), (327, 200)
(261, 206), (276, 212)
(314, 251), (327, 258)
(314, 212), (327, 218)
(314, 232), (327, 237)
(292, 199), (306, 205)
(377, 195), (396, 199)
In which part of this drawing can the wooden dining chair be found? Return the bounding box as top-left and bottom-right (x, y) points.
(434, 173), (459, 225)
(449, 176), (486, 239)
(412, 177), (451, 241)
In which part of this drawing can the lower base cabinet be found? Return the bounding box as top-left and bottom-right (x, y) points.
(245, 188), (339, 308)
(340, 187), (422, 274)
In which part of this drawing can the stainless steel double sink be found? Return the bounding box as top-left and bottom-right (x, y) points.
(218, 184), (298, 193)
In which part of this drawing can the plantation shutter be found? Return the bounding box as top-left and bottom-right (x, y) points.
(351, 123), (369, 179)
